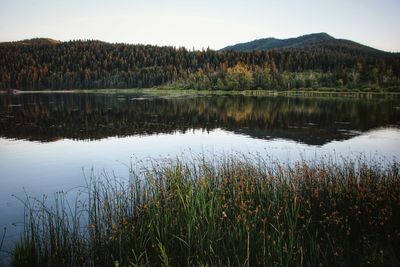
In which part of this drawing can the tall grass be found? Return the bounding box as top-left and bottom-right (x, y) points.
(11, 155), (400, 266)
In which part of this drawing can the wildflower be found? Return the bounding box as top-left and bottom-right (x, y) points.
(222, 211), (227, 219)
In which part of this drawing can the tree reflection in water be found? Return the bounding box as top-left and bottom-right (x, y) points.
(0, 93), (399, 145)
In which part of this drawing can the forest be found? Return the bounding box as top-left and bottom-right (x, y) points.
(0, 39), (399, 91)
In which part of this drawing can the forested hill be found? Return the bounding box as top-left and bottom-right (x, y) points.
(0, 35), (399, 91)
(220, 33), (388, 55)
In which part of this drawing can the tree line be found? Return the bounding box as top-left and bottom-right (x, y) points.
(0, 40), (399, 90)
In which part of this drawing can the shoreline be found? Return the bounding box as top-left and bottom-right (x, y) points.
(3, 87), (400, 97)
(10, 156), (400, 266)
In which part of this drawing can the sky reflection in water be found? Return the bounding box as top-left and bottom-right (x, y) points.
(0, 93), (399, 260)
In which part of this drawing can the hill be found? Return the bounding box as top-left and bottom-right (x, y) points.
(0, 38), (61, 46)
(220, 33), (388, 55)
(0, 36), (399, 91)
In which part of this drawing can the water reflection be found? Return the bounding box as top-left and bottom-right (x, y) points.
(0, 93), (399, 145)
(1, 93), (400, 264)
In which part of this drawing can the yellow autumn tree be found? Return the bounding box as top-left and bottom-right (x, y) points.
(226, 63), (253, 90)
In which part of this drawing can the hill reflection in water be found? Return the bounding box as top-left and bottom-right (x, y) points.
(0, 93), (399, 145)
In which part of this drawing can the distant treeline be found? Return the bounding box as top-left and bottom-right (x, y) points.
(0, 40), (399, 90)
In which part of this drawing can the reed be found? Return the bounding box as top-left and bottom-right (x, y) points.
(11, 155), (400, 266)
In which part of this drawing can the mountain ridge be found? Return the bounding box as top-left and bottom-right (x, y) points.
(1, 34), (397, 55)
(10, 38), (61, 46)
(220, 33), (390, 54)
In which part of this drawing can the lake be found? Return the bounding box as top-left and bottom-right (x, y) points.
(0, 91), (400, 261)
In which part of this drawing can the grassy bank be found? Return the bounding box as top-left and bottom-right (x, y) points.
(6, 87), (400, 99)
(11, 156), (400, 266)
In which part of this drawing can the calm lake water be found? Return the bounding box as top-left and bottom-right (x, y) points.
(0, 92), (400, 261)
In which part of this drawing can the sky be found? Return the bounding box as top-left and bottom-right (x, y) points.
(0, 0), (399, 52)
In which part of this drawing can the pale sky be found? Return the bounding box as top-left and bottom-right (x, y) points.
(0, 0), (399, 52)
